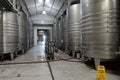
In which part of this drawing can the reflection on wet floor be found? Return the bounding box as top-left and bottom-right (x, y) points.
(1, 42), (71, 63)
(0, 42), (46, 63)
(15, 42), (46, 62)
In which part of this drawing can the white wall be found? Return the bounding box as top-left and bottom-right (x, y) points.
(32, 14), (54, 24)
(34, 26), (53, 46)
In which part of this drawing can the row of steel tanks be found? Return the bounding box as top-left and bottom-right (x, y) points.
(0, 10), (34, 60)
(53, 2), (81, 56)
(53, 0), (120, 69)
(53, 12), (67, 51)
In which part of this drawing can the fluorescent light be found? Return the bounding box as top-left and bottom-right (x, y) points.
(41, 21), (44, 24)
(86, 4), (89, 6)
(39, 0), (43, 3)
(42, 11), (46, 14)
(46, 0), (50, 3)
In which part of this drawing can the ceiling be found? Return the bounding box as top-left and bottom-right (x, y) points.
(24, 0), (67, 24)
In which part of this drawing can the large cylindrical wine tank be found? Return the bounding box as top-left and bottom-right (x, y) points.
(80, 0), (120, 67)
(56, 19), (61, 48)
(18, 12), (27, 52)
(0, 11), (18, 59)
(67, 3), (81, 56)
(62, 14), (67, 51)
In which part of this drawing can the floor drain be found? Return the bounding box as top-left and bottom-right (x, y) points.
(16, 74), (21, 77)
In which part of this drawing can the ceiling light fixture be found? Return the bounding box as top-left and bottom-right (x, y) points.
(46, 0), (50, 3)
(42, 10), (46, 14)
(86, 4), (89, 6)
(39, 0), (43, 3)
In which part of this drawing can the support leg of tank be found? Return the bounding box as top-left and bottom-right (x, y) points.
(94, 58), (100, 70)
(0, 54), (4, 61)
(81, 54), (86, 62)
(52, 54), (54, 60)
(24, 49), (27, 54)
(14, 51), (18, 58)
(72, 51), (75, 58)
(22, 49), (25, 54)
(10, 53), (14, 60)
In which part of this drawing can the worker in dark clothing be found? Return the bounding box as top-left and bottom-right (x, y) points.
(45, 42), (55, 60)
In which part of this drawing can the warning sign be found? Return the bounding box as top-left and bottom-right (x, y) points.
(96, 65), (106, 80)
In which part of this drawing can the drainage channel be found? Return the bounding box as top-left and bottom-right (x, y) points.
(46, 60), (55, 80)
(45, 53), (55, 80)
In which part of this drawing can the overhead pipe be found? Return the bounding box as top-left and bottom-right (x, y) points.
(0, 0), (17, 12)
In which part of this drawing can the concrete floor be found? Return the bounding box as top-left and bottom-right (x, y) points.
(0, 42), (120, 80)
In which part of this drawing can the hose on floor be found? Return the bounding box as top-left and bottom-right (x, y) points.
(0, 58), (82, 65)
(0, 47), (82, 66)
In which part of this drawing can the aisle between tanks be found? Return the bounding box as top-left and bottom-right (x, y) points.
(0, 43), (119, 80)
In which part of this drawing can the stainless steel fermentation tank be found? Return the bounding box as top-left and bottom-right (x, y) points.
(53, 23), (58, 47)
(46, 30), (50, 42)
(80, 0), (120, 68)
(0, 11), (18, 59)
(62, 14), (67, 51)
(18, 12), (27, 52)
(67, 3), (80, 56)
(53, 24), (57, 44)
(56, 15), (66, 50)
(18, 13), (33, 51)
(26, 18), (33, 49)
(56, 19), (61, 48)
(29, 22), (34, 48)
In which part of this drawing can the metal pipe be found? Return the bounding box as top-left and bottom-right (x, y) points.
(21, 0), (32, 17)
(12, 0), (16, 8)
(49, 0), (55, 15)
(54, 1), (65, 19)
